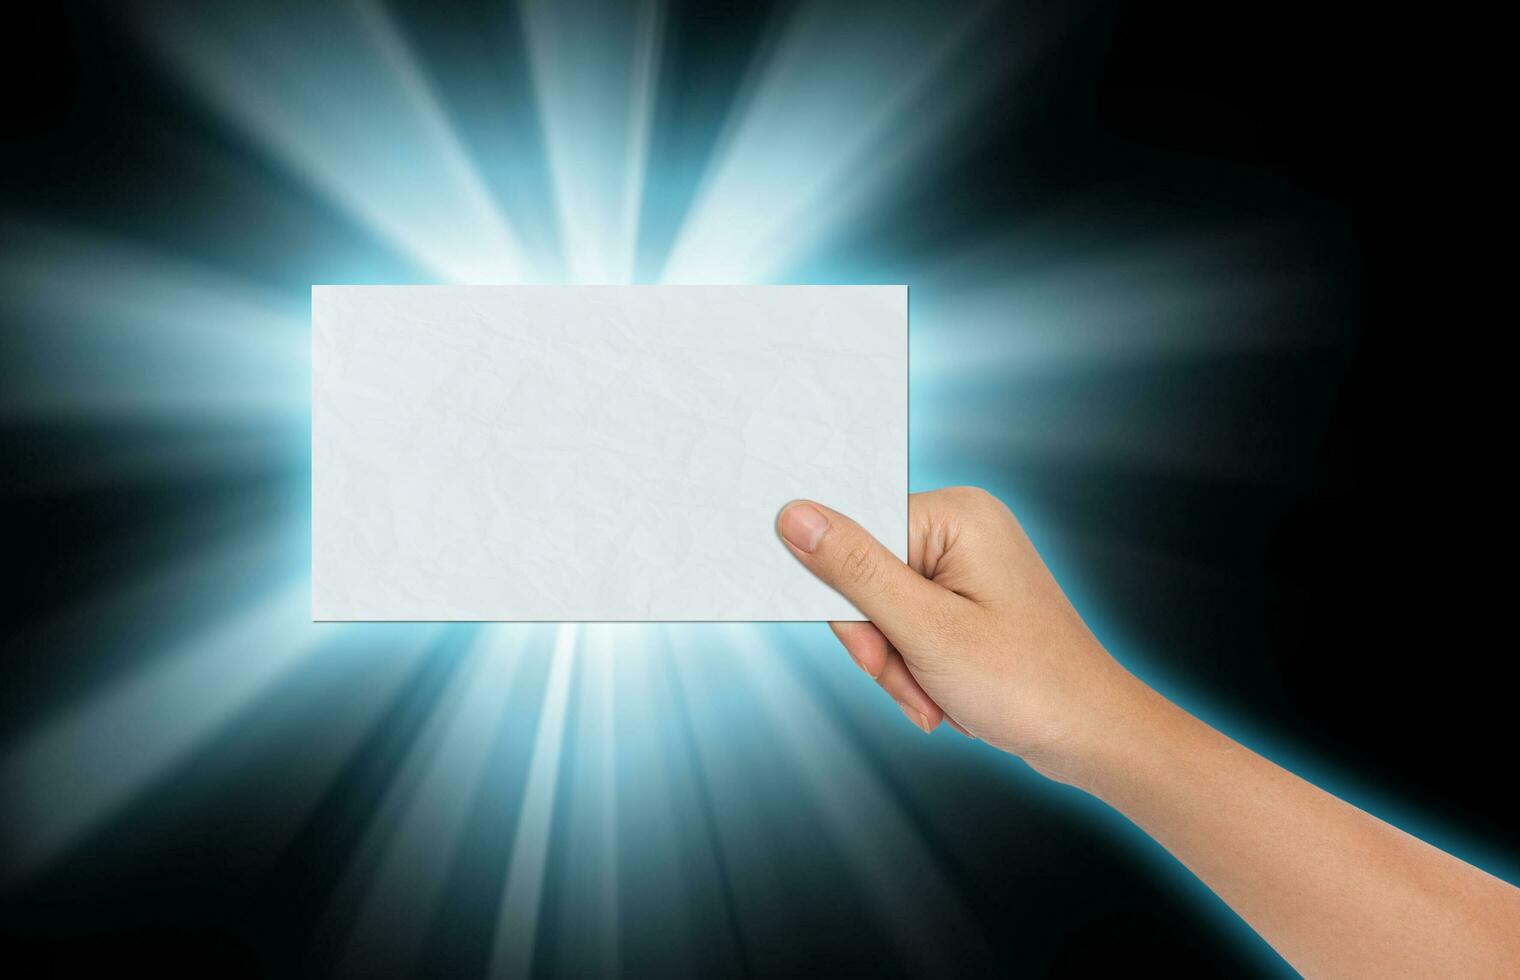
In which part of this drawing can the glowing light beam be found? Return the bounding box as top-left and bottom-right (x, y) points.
(488, 623), (578, 978)
(143, 1), (534, 283)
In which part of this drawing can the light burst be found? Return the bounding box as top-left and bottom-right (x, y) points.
(0, 1), (1335, 974)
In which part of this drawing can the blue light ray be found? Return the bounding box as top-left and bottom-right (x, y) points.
(714, 625), (994, 973)
(521, 0), (663, 283)
(0, 578), (318, 877)
(911, 230), (1333, 384)
(334, 626), (532, 978)
(489, 624), (578, 978)
(0, 224), (308, 422)
(602, 626), (723, 973)
(141, 1), (534, 283)
(543, 624), (621, 976)
(659, 1), (1005, 284)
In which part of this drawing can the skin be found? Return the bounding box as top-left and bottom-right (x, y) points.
(777, 487), (1520, 978)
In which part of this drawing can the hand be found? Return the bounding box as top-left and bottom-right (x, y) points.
(777, 487), (1147, 786)
(780, 488), (1520, 978)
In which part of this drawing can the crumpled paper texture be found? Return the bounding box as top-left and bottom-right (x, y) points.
(312, 285), (907, 621)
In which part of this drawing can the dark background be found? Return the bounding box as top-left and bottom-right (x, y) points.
(2, 1), (1510, 976)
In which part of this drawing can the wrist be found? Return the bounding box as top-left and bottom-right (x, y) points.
(1023, 662), (1178, 796)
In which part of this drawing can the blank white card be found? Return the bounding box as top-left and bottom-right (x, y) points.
(312, 285), (907, 621)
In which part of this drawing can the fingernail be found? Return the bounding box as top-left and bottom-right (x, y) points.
(946, 718), (975, 739)
(896, 700), (933, 734)
(847, 650), (874, 677)
(778, 502), (829, 553)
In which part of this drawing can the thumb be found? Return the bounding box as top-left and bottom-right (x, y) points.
(777, 500), (959, 644)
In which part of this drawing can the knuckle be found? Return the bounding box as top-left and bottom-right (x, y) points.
(950, 485), (996, 509)
(946, 485), (1013, 522)
(837, 542), (881, 590)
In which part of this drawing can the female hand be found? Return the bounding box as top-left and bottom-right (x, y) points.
(777, 487), (1520, 977)
(776, 486), (1145, 787)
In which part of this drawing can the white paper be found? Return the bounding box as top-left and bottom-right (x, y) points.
(312, 285), (907, 621)
(308, 284), (899, 619)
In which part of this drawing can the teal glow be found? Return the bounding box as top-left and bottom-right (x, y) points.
(4, 3), (1510, 976)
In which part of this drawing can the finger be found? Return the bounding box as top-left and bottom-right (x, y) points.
(778, 500), (967, 646)
(874, 649), (942, 734)
(905, 486), (1012, 601)
(944, 717), (975, 739)
(907, 489), (956, 578)
(829, 620), (891, 678)
(830, 622), (945, 734)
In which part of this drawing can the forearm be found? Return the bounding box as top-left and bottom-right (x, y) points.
(1071, 679), (1520, 978)
(786, 490), (1519, 973)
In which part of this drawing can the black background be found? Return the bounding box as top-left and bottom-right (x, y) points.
(2, 1), (1512, 976)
